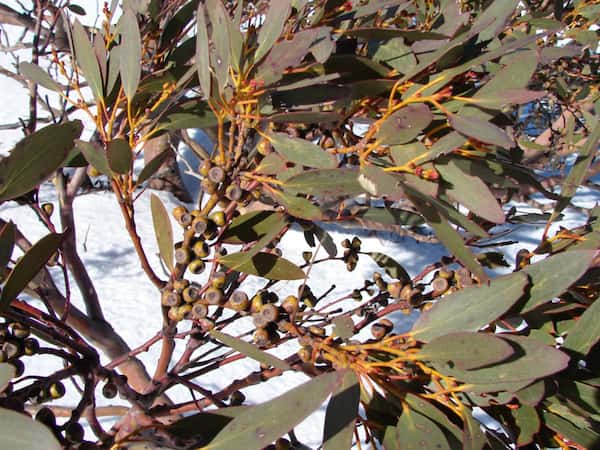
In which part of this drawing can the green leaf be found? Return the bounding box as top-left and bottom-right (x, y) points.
(283, 169), (363, 197)
(71, 19), (103, 100)
(305, 224), (337, 258)
(420, 332), (514, 370)
(267, 132), (336, 169)
(542, 410), (600, 449)
(75, 139), (112, 175)
(19, 62), (62, 92)
(563, 294), (600, 356)
(254, 1), (291, 63)
(272, 191), (322, 221)
(221, 211), (287, 245)
(461, 405), (487, 450)
(511, 405), (540, 446)
(210, 330), (290, 370)
(411, 272), (529, 342)
(204, 370), (348, 450)
(136, 147), (170, 186)
(358, 166), (401, 197)
(206, 0), (231, 89)
(394, 408), (451, 450)
(404, 393), (463, 443)
(0, 408), (61, 450)
(368, 252), (410, 283)
(156, 111), (219, 132)
(107, 139), (132, 174)
(118, 9), (142, 100)
(0, 364), (15, 392)
(377, 104), (433, 145)
(448, 113), (514, 149)
(150, 194), (174, 272)
(219, 252), (305, 281)
(358, 207), (424, 227)
(168, 407), (248, 443)
(470, 89), (545, 109)
(432, 335), (569, 391)
(323, 370), (359, 450)
(520, 250), (596, 313)
(0, 233), (64, 312)
(0, 222), (16, 271)
(436, 159), (504, 224)
(0, 121), (83, 202)
(195, 3), (211, 98)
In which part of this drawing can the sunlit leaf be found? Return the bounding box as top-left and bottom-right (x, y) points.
(210, 330), (290, 370)
(511, 404), (540, 446)
(72, 19), (104, 100)
(75, 139), (112, 176)
(448, 113), (514, 149)
(368, 252), (410, 283)
(0, 233), (64, 312)
(221, 211), (287, 245)
(283, 169), (363, 197)
(272, 191), (322, 221)
(118, 9), (142, 100)
(412, 272), (528, 342)
(204, 370), (347, 450)
(19, 62), (62, 92)
(563, 294), (600, 356)
(255, 1), (291, 62)
(136, 148), (170, 186)
(394, 408), (451, 450)
(196, 3), (211, 98)
(206, 0), (231, 89)
(0, 121), (83, 201)
(267, 132), (337, 169)
(219, 252), (304, 281)
(150, 194), (174, 272)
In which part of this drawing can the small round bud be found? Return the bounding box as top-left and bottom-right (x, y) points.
(257, 139), (272, 155)
(192, 240), (210, 258)
(260, 304), (279, 323)
(191, 217), (209, 235)
(225, 184), (243, 201)
(253, 328), (270, 347)
(308, 325), (326, 337)
(23, 337), (39, 356)
(102, 381), (118, 399)
(188, 259), (206, 275)
(161, 291), (180, 307)
(182, 284), (202, 303)
(281, 295), (299, 315)
(229, 390), (246, 406)
(191, 303), (208, 319)
(210, 211), (226, 227)
(199, 160), (212, 177)
(48, 381), (65, 399)
(297, 346), (312, 363)
(204, 287), (224, 305)
(208, 166), (226, 184)
(431, 277), (449, 296)
(229, 290), (250, 311)
(41, 203), (54, 218)
(197, 317), (215, 331)
(211, 271), (227, 289)
(174, 247), (191, 265)
(173, 279), (190, 293)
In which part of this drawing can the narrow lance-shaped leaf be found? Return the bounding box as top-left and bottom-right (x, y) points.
(411, 272), (529, 342)
(369, 252), (410, 283)
(196, 3), (211, 98)
(267, 132), (337, 169)
(119, 9), (142, 100)
(71, 19), (104, 100)
(0, 222), (16, 271)
(272, 191), (322, 221)
(254, 0), (291, 62)
(204, 370), (348, 450)
(448, 113), (514, 149)
(0, 233), (65, 312)
(219, 252), (305, 281)
(322, 370), (360, 450)
(563, 294), (600, 356)
(19, 62), (62, 92)
(394, 408), (451, 450)
(205, 0), (231, 89)
(210, 330), (290, 371)
(0, 121), (83, 202)
(75, 139), (112, 176)
(377, 103), (433, 145)
(150, 194), (174, 272)
(136, 148), (170, 186)
(107, 139), (132, 174)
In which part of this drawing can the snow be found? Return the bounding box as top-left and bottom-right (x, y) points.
(0, 2), (598, 448)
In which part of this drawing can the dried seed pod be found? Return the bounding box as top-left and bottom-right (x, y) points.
(351, 237), (362, 250)
(431, 276), (449, 295)
(64, 422), (84, 444)
(341, 238), (351, 248)
(182, 284), (202, 303)
(161, 290), (181, 307)
(10, 359), (24, 377)
(201, 178), (217, 194)
(173, 279), (190, 293)
(203, 220), (219, 240)
(204, 287), (224, 305)
(212, 271), (227, 289)
(179, 304), (193, 320)
(11, 322), (30, 339)
(277, 319), (293, 333)
(23, 337), (39, 356)
(252, 312), (270, 329)
(250, 292), (266, 313)
(191, 303), (208, 320)
(455, 267), (473, 287)
(346, 260), (357, 272)
(256, 139), (272, 155)
(2, 340), (23, 360)
(208, 166), (226, 184)
(399, 283), (414, 302)
(281, 295), (299, 315)
(225, 184), (243, 201)
(229, 290), (250, 311)
(229, 390), (245, 406)
(168, 306), (183, 321)
(188, 259), (206, 275)
(35, 407), (56, 428)
(191, 216), (209, 235)
(174, 247), (191, 265)
(438, 268), (454, 279)
(41, 202), (54, 218)
(351, 289), (362, 300)
(371, 323), (388, 340)
(260, 304), (279, 323)
(253, 328), (270, 346)
(172, 206), (187, 220)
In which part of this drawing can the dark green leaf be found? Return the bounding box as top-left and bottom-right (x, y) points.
(72, 19), (103, 100)
(512, 405), (540, 446)
(436, 159), (504, 224)
(368, 252), (410, 283)
(267, 132), (336, 169)
(205, 370), (347, 450)
(272, 191), (322, 221)
(311, 224), (337, 258)
(0, 233), (64, 312)
(420, 332), (514, 370)
(75, 139), (111, 175)
(520, 250), (596, 313)
(515, 380), (546, 406)
(0, 407), (61, 450)
(167, 407), (247, 443)
(219, 252), (304, 281)
(563, 294), (600, 356)
(107, 139), (132, 174)
(394, 408), (451, 450)
(210, 330), (290, 370)
(377, 104), (433, 145)
(196, 3), (211, 98)
(66, 4), (86, 15)
(404, 393), (463, 442)
(119, 10), (142, 100)
(283, 169), (363, 197)
(0, 121), (83, 201)
(411, 272), (529, 342)
(0, 222), (15, 271)
(221, 211), (287, 245)
(475, 0), (519, 43)
(150, 194), (174, 272)
(136, 148), (170, 186)
(448, 114), (514, 149)
(343, 28), (448, 41)
(19, 62), (62, 92)
(255, 1), (291, 62)
(323, 370), (359, 450)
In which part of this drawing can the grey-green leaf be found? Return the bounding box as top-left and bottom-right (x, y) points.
(19, 62), (62, 92)
(196, 3), (211, 98)
(267, 132), (337, 169)
(219, 252), (304, 281)
(563, 294), (600, 356)
(448, 113), (514, 149)
(107, 139), (132, 174)
(210, 330), (290, 371)
(255, 0), (291, 63)
(0, 407), (61, 450)
(71, 19), (103, 100)
(205, 370), (348, 450)
(0, 222), (16, 271)
(150, 194), (174, 273)
(75, 139), (112, 175)
(377, 103), (433, 145)
(323, 370), (359, 450)
(0, 121), (83, 202)
(0, 233), (64, 313)
(395, 409), (451, 450)
(411, 272), (529, 342)
(119, 9), (142, 100)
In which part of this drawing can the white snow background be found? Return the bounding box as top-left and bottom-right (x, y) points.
(0, 1), (598, 448)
